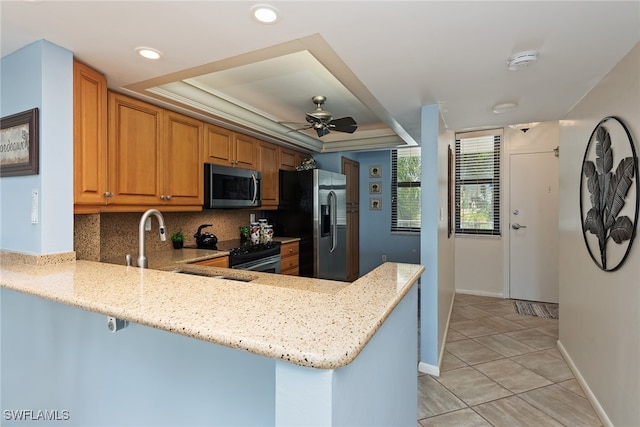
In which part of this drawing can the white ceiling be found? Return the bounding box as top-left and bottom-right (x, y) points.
(2, 1), (639, 153)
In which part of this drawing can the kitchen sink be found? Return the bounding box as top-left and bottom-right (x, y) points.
(171, 269), (254, 282)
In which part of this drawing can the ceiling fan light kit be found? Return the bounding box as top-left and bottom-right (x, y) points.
(507, 50), (538, 71)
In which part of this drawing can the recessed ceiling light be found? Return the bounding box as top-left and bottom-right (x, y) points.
(251, 4), (280, 24)
(135, 47), (163, 60)
(492, 102), (518, 114)
(507, 50), (538, 71)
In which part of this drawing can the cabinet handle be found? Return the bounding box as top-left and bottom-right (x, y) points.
(160, 195), (166, 200)
(104, 192), (113, 198)
(166, 195), (172, 201)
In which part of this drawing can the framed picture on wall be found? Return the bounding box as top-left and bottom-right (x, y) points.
(369, 181), (382, 194)
(0, 108), (39, 177)
(369, 165), (382, 178)
(369, 198), (382, 211)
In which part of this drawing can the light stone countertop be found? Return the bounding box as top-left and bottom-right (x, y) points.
(0, 250), (423, 369)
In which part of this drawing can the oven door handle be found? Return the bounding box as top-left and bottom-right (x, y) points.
(236, 257), (280, 271)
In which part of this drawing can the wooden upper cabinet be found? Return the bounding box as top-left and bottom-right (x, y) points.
(233, 133), (257, 169)
(257, 140), (279, 209)
(280, 146), (309, 171)
(73, 60), (108, 211)
(108, 92), (163, 205)
(279, 147), (298, 171)
(205, 124), (234, 166)
(205, 124), (257, 170)
(162, 111), (204, 206)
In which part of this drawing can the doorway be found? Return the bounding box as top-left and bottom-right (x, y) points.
(509, 151), (559, 303)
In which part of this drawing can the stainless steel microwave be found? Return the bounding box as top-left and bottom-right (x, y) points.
(204, 164), (262, 209)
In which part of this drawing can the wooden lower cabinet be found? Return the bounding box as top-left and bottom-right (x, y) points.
(192, 256), (229, 268)
(280, 241), (299, 276)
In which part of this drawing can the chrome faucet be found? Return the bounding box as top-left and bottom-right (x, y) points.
(138, 209), (166, 268)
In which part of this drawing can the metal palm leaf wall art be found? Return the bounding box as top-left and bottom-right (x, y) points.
(580, 116), (639, 272)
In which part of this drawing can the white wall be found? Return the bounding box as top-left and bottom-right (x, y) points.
(0, 40), (74, 255)
(558, 42), (640, 426)
(454, 122), (560, 297)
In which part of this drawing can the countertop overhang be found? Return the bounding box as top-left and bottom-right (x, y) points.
(0, 250), (423, 369)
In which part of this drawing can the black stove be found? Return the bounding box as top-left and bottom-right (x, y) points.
(226, 241), (281, 267)
(190, 239), (280, 268)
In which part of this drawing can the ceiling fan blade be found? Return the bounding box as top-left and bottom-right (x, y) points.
(329, 116), (358, 134)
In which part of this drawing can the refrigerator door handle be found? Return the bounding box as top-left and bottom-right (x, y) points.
(329, 190), (337, 253)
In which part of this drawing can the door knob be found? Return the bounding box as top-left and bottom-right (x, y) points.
(512, 223), (527, 230)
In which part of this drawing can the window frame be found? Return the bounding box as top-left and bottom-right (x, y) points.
(391, 147), (421, 233)
(454, 129), (502, 236)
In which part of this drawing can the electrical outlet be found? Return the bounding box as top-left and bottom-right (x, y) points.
(382, 254), (387, 262)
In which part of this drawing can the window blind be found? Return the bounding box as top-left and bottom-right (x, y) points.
(391, 147), (421, 232)
(455, 130), (502, 236)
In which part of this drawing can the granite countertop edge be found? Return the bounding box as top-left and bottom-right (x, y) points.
(0, 248), (424, 369)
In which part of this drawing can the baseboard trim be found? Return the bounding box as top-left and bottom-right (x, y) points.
(455, 289), (504, 298)
(419, 292), (456, 378)
(418, 361), (439, 376)
(557, 340), (612, 427)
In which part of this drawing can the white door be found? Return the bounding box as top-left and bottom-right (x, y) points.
(509, 151), (559, 303)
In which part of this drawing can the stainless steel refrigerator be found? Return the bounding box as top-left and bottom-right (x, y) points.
(268, 169), (347, 281)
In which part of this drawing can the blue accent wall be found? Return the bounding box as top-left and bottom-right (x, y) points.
(356, 150), (420, 275)
(0, 40), (73, 254)
(419, 105), (440, 365)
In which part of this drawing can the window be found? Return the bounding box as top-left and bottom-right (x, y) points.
(455, 129), (502, 236)
(391, 147), (421, 232)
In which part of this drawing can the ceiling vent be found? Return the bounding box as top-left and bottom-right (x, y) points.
(507, 51), (538, 71)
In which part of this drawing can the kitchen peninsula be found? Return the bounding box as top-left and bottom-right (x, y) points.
(1, 251), (423, 426)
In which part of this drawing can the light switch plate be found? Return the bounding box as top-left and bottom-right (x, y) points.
(31, 189), (39, 224)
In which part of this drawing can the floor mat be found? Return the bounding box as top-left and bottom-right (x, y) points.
(513, 300), (559, 319)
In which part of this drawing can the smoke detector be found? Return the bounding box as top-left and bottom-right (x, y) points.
(507, 51), (538, 71)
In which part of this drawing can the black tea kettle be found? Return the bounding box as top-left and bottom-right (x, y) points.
(194, 224), (218, 249)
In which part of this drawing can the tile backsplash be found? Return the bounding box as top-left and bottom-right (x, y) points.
(74, 209), (259, 261)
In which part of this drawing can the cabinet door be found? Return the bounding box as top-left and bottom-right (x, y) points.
(280, 241), (299, 276)
(108, 92), (162, 205)
(163, 111), (204, 206)
(73, 61), (108, 210)
(279, 147), (298, 171)
(257, 140), (279, 208)
(205, 124), (234, 167)
(280, 147), (309, 171)
(233, 133), (257, 169)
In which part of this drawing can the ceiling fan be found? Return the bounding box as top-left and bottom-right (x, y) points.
(284, 96), (358, 138)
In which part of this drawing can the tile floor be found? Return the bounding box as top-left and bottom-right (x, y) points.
(418, 294), (602, 427)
